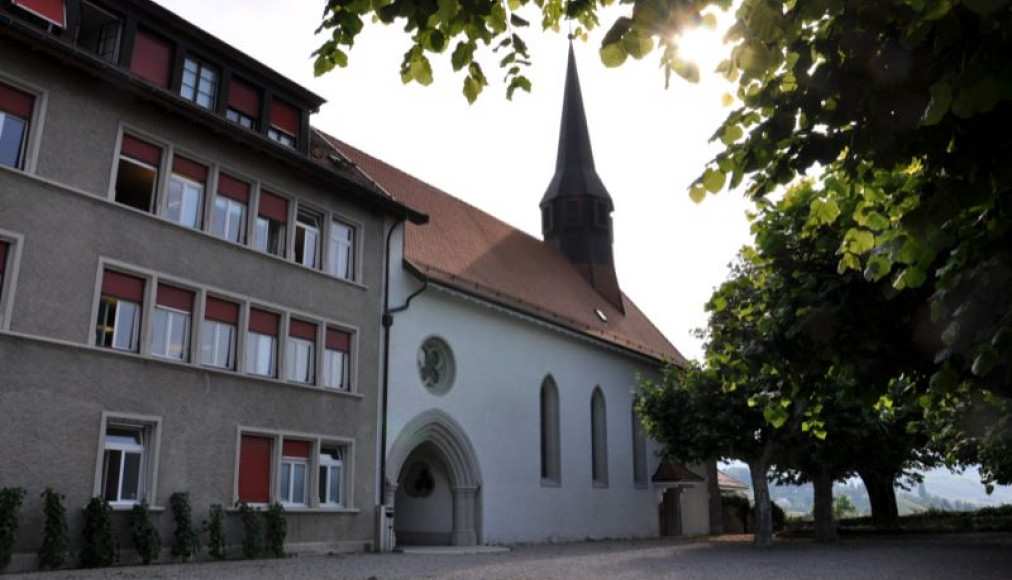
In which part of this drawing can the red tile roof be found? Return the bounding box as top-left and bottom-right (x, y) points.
(317, 132), (686, 365)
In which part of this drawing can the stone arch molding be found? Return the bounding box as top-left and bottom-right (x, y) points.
(387, 409), (482, 546)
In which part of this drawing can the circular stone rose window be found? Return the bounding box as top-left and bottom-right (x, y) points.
(417, 336), (455, 394)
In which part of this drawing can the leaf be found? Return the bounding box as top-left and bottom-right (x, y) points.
(808, 198), (841, 226)
(863, 254), (892, 282)
(702, 168), (726, 193)
(720, 124), (743, 145)
(763, 404), (788, 429)
(921, 82), (951, 126)
(844, 229), (876, 254)
(721, 92), (735, 107)
(971, 345), (998, 377)
(463, 76), (482, 104)
(673, 59), (700, 83)
(509, 13), (529, 27)
(451, 41), (475, 71)
(600, 43), (628, 68)
(689, 184), (707, 204)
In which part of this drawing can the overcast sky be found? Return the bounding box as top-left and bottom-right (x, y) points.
(153, 1), (755, 361)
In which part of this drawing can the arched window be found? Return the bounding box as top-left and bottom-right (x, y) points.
(591, 387), (608, 486)
(540, 376), (561, 485)
(631, 407), (647, 487)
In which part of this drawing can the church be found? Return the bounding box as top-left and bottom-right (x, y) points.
(325, 46), (712, 547)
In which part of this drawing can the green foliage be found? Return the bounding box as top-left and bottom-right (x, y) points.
(130, 501), (161, 565)
(169, 492), (200, 561)
(264, 503), (287, 559)
(38, 488), (69, 570)
(0, 487), (26, 572)
(203, 504), (226, 561)
(80, 497), (118, 568)
(833, 495), (858, 520)
(237, 502), (263, 560)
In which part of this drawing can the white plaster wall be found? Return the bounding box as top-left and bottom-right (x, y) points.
(385, 230), (710, 543)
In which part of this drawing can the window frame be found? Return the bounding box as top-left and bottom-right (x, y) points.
(326, 217), (357, 281)
(0, 74), (45, 174)
(94, 270), (146, 353)
(93, 411), (162, 509)
(150, 304), (192, 361)
(318, 446), (346, 508)
(74, 1), (123, 63)
(180, 56), (219, 110)
(591, 387), (609, 488)
(294, 205), (323, 270)
(540, 375), (561, 486)
(165, 172), (205, 229)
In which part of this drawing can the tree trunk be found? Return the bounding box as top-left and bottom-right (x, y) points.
(812, 467), (838, 543)
(749, 460), (773, 547)
(860, 470), (899, 529)
(706, 462), (724, 535)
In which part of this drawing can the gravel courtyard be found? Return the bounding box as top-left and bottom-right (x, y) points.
(15, 535), (1012, 580)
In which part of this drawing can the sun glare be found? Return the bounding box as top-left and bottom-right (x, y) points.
(674, 12), (734, 79)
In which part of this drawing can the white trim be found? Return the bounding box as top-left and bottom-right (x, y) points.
(0, 71), (48, 175)
(0, 229), (25, 331)
(93, 411), (163, 507)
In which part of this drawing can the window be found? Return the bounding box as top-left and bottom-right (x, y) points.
(11, 0), (66, 27)
(591, 388), (608, 486)
(166, 156), (207, 229)
(0, 240), (10, 327)
(97, 415), (160, 507)
(129, 27), (173, 88)
(180, 57), (218, 109)
(114, 135), (161, 212)
(294, 208), (321, 269)
(540, 376), (561, 485)
(268, 98), (298, 148)
(319, 447), (345, 507)
(151, 284), (193, 361)
(286, 319), (316, 384)
(202, 296), (238, 369)
(280, 440), (309, 506)
(95, 270), (144, 352)
(327, 219), (355, 280)
(323, 327), (351, 390)
(254, 191), (287, 257)
(594, 200), (610, 229)
(211, 173), (249, 244)
(565, 199), (582, 226)
(246, 308), (278, 377)
(226, 77), (260, 130)
(74, 1), (122, 62)
(0, 81), (34, 170)
(417, 336), (454, 394)
(632, 408), (647, 487)
(238, 434), (272, 504)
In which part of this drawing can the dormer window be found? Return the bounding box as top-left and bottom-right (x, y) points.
(227, 77), (260, 130)
(75, 1), (122, 63)
(130, 27), (173, 88)
(181, 57), (218, 110)
(268, 98), (299, 149)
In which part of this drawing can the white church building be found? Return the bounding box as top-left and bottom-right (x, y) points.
(326, 47), (712, 547)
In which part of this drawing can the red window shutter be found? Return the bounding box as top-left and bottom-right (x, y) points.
(130, 28), (173, 88)
(12, 0), (66, 28)
(120, 135), (162, 166)
(156, 284), (193, 312)
(205, 296), (239, 324)
(228, 78), (261, 118)
(171, 156), (207, 183)
(217, 173), (250, 204)
(102, 270), (144, 302)
(238, 435), (271, 504)
(257, 191), (288, 222)
(248, 308), (279, 336)
(326, 328), (350, 352)
(0, 241), (8, 275)
(0, 82), (35, 119)
(282, 440), (310, 459)
(269, 98), (299, 136)
(288, 319), (316, 341)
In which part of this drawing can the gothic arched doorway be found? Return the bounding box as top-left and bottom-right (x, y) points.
(386, 409), (482, 546)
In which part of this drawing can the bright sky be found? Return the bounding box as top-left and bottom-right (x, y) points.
(154, 1), (755, 361)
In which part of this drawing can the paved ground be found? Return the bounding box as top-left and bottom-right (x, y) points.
(16, 534), (1012, 579)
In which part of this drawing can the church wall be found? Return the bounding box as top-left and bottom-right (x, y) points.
(385, 264), (709, 544)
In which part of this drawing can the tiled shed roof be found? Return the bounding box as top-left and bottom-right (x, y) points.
(317, 132), (686, 365)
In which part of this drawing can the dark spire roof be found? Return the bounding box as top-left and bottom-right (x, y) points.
(541, 43), (613, 206)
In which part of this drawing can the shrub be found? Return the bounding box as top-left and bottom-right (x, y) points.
(0, 487), (27, 572)
(265, 503), (287, 558)
(169, 492), (200, 561)
(80, 497), (118, 568)
(203, 504), (226, 561)
(38, 488), (69, 570)
(130, 501), (161, 565)
(771, 501), (786, 532)
(721, 494), (751, 531)
(237, 502), (263, 560)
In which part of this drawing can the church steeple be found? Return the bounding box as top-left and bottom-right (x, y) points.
(541, 43), (623, 313)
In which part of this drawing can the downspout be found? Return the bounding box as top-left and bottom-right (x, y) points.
(379, 218), (429, 507)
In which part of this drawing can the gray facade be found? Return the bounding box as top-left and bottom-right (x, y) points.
(0, 3), (415, 570)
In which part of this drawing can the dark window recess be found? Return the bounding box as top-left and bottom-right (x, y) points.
(114, 135), (161, 213)
(129, 27), (173, 88)
(227, 77), (261, 130)
(74, 1), (122, 62)
(565, 199), (582, 227)
(542, 205), (554, 232)
(593, 201), (609, 229)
